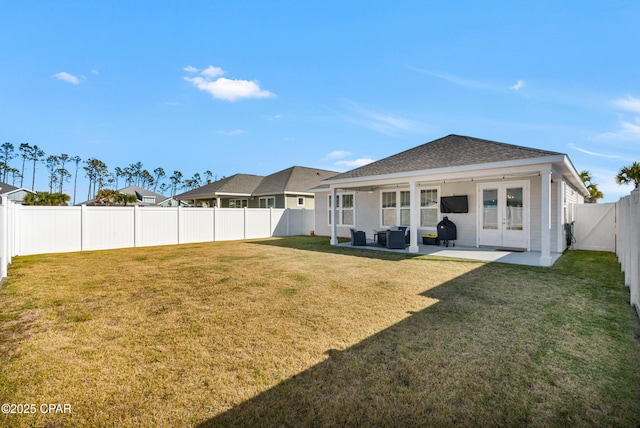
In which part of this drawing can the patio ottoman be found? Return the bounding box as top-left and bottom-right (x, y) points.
(422, 233), (439, 245)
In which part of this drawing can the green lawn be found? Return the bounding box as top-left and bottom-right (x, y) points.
(1, 237), (639, 427)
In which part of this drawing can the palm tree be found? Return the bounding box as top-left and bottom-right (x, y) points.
(579, 170), (604, 203)
(23, 191), (70, 206)
(616, 161), (640, 189)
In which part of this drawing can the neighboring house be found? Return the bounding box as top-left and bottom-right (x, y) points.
(313, 134), (588, 266)
(251, 166), (338, 209)
(175, 174), (266, 208)
(77, 185), (184, 206)
(0, 182), (35, 203)
(175, 167), (338, 209)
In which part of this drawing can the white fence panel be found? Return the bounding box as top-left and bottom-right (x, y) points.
(616, 190), (640, 315)
(573, 203), (616, 252)
(284, 209), (314, 236)
(17, 206), (82, 255)
(245, 209), (272, 239)
(180, 208), (215, 244)
(83, 206), (135, 251)
(214, 209), (246, 241)
(272, 209), (289, 236)
(136, 207), (179, 247)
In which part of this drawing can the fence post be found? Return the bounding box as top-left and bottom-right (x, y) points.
(81, 204), (88, 251)
(177, 205), (182, 245)
(631, 190), (640, 312)
(1, 196), (7, 281)
(134, 205), (140, 247)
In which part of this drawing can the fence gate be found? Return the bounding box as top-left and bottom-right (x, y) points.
(572, 203), (616, 252)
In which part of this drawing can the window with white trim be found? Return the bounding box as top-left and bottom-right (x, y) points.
(259, 196), (275, 208)
(229, 199), (248, 208)
(328, 193), (355, 226)
(381, 191), (397, 226)
(420, 188), (439, 228)
(297, 196), (305, 206)
(381, 190), (411, 227)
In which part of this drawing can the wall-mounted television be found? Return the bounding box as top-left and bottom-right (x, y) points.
(440, 195), (468, 213)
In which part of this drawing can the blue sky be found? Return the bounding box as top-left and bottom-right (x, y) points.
(1, 1), (639, 202)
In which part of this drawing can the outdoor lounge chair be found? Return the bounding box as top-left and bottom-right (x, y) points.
(350, 228), (367, 246)
(386, 230), (406, 249)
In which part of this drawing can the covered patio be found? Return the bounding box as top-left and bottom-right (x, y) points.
(338, 240), (564, 267)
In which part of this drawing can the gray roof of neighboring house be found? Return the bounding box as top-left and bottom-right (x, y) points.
(252, 166), (339, 196)
(119, 186), (165, 199)
(0, 182), (20, 194)
(327, 134), (564, 181)
(175, 174), (265, 200)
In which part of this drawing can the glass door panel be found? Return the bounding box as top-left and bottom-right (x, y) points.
(482, 189), (498, 230)
(505, 187), (523, 231)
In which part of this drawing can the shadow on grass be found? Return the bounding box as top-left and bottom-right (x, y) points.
(248, 236), (433, 263)
(197, 249), (640, 427)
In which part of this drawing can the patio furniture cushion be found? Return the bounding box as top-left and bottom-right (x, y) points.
(386, 230), (406, 249)
(350, 228), (367, 246)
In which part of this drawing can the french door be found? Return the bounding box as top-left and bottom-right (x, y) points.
(477, 181), (529, 249)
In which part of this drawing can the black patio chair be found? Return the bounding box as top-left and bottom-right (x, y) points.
(350, 228), (367, 246)
(386, 230), (406, 249)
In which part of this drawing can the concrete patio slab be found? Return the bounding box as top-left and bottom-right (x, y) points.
(339, 241), (563, 267)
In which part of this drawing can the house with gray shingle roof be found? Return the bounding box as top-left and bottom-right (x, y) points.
(175, 167), (338, 208)
(315, 134), (588, 266)
(175, 174), (265, 208)
(0, 182), (34, 203)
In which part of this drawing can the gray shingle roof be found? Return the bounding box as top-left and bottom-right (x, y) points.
(328, 134), (564, 181)
(175, 174), (265, 200)
(252, 166), (338, 195)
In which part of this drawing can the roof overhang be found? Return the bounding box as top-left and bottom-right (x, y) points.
(320, 154), (589, 196)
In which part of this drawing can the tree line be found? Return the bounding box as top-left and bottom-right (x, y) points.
(0, 142), (215, 205)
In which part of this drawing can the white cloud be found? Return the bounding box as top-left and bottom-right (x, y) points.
(183, 65), (199, 73)
(612, 96), (640, 113)
(341, 101), (428, 136)
(335, 158), (375, 168)
(407, 66), (493, 90)
(510, 80), (525, 91)
(52, 71), (80, 85)
(568, 143), (624, 159)
(200, 66), (225, 78)
(216, 128), (245, 136)
(184, 65), (275, 102)
(325, 150), (353, 160)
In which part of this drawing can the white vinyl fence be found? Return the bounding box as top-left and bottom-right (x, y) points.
(616, 190), (640, 316)
(0, 198), (315, 280)
(569, 190), (640, 316)
(571, 203), (617, 252)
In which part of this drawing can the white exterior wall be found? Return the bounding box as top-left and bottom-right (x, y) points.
(316, 173), (573, 252)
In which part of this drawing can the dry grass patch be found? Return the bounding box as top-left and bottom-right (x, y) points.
(0, 237), (639, 427)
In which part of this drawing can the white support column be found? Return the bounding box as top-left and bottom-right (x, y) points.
(540, 170), (552, 266)
(555, 179), (564, 252)
(409, 180), (419, 253)
(330, 187), (338, 246)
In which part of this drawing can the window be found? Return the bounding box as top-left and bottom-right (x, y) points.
(400, 191), (411, 226)
(259, 196), (275, 208)
(381, 190), (412, 227)
(229, 199), (248, 208)
(297, 196), (305, 207)
(328, 193), (355, 226)
(420, 188), (439, 228)
(381, 191), (397, 226)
